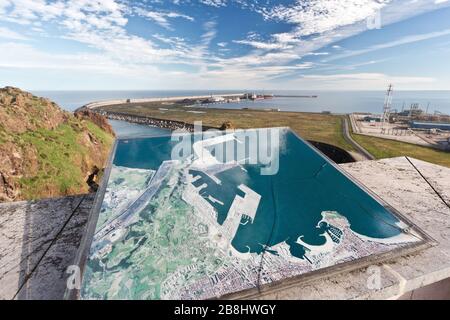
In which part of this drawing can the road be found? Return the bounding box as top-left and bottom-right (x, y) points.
(342, 116), (375, 161)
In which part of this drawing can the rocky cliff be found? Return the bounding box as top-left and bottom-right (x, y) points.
(74, 108), (115, 136)
(0, 87), (115, 202)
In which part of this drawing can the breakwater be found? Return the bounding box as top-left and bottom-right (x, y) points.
(87, 107), (355, 163)
(99, 111), (355, 163)
(82, 93), (245, 110)
(102, 111), (218, 132)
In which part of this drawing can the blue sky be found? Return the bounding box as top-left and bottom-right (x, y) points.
(1, 0), (450, 90)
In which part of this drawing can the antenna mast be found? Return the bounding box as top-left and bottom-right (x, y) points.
(381, 84), (393, 133)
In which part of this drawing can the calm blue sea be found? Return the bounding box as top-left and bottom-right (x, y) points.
(33, 90), (450, 137)
(34, 90), (450, 115)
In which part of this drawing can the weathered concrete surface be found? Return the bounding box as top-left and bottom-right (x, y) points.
(398, 278), (450, 300)
(0, 157), (449, 300)
(0, 194), (93, 300)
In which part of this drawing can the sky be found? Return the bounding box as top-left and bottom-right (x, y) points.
(1, 0), (450, 90)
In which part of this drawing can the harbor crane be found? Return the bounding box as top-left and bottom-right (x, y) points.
(381, 84), (393, 133)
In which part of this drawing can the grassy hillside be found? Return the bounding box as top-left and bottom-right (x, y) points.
(0, 87), (114, 202)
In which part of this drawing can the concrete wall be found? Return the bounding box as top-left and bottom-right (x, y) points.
(399, 278), (450, 300)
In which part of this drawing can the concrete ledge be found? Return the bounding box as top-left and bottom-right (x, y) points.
(0, 194), (94, 300)
(0, 157), (449, 300)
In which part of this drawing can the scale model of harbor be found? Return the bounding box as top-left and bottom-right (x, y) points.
(81, 128), (422, 300)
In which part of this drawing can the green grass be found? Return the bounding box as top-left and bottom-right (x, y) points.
(352, 133), (450, 168)
(0, 120), (114, 200)
(0, 88), (115, 201)
(85, 121), (110, 144)
(18, 123), (87, 198)
(102, 104), (355, 152)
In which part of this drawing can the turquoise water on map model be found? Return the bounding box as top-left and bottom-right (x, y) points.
(113, 129), (400, 256)
(81, 128), (420, 299)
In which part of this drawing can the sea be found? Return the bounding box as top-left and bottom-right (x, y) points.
(33, 90), (450, 137)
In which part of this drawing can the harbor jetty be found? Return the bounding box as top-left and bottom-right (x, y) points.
(79, 92), (320, 111)
(81, 93), (245, 110)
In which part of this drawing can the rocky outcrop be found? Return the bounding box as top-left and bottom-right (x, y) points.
(0, 87), (68, 134)
(219, 121), (235, 130)
(0, 141), (38, 202)
(74, 108), (115, 136)
(0, 87), (114, 202)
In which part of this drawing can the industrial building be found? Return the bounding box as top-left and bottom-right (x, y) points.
(410, 121), (450, 131)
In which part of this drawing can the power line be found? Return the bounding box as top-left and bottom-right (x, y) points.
(12, 195), (87, 300)
(405, 156), (450, 210)
(256, 175), (277, 292)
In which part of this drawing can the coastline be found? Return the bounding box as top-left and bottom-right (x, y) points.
(76, 94), (450, 168)
(35, 90), (450, 115)
(77, 97), (363, 163)
(78, 93), (245, 111)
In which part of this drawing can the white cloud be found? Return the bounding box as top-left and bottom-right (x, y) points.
(288, 73), (436, 90)
(199, 0), (227, 8)
(135, 8), (194, 30)
(0, 0), (448, 90)
(153, 34), (187, 47)
(305, 52), (329, 56)
(233, 39), (289, 50)
(0, 26), (29, 40)
(0, 42), (150, 74)
(0, 42), (440, 90)
(271, 32), (302, 44)
(202, 20), (217, 43)
(326, 28), (450, 62)
(259, 0), (390, 36)
(220, 0), (450, 87)
(0, 0), (190, 66)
